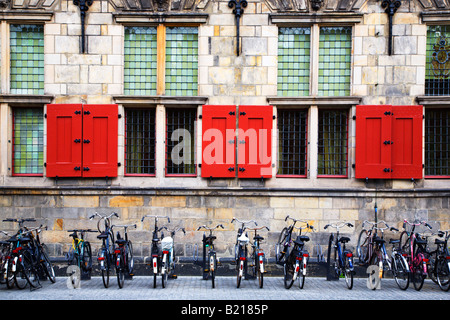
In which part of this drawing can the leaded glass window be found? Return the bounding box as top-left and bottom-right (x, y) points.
(278, 28), (311, 97)
(165, 27), (198, 96)
(10, 25), (44, 95)
(318, 27), (352, 96)
(13, 108), (44, 175)
(426, 25), (450, 96)
(124, 26), (157, 95)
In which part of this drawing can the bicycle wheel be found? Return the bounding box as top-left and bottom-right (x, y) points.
(5, 256), (15, 289)
(209, 252), (216, 289)
(298, 264), (305, 289)
(356, 229), (369, 265)
(283, 261), (294, 289)
(411, 256), (425, 291)
(15, 250), (35, 289)
(344, 255), (354, 290)
(81, 241), (92, 273)
(116, 253), (125, 289)
(392, 253), (409, 290)
(236, 259), (244, 288)
(258, 260), (264, 289)
(99, 250), (110, 288)
(436, 256), (450, 291)
(276, 228), (289, 263)
(126, 241), (134, 275)
(399, 231), (411, 254)
(162, 253), (168, 288)
(39, 244), (56, 283)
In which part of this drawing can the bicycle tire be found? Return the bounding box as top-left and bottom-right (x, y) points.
(399, 231), (411, 254)
(100, 250), (110, 288)
(126, 241), (134, 275)
(209, 252), (216, 289)
(356, 229), (369, 265)
(411, 257), (425, 291)
(236, 260), (243, 288)
(392, 253), (409, 290)
(436, 257), (450, 291)
(5, 256), (15, 289)
(81, 241), (92, 273)
(258, 258), (264, 289)
(162, 253), (167, 288)
(40, 244), (56, 283)
(117, 253), (125, 289)
(283, 262), (294, 289)
(15, 250), (35, 289)
(344, 256), (354, 290)
(276, 227), (289, 263)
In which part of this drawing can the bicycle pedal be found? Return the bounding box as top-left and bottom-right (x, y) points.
(171, 275), (178, 279)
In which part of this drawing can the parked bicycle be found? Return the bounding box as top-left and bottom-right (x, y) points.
(3, 219), (55, 290)
(66, 229), (96, 278)
(324, 221), (354, 289)
(113, 223), (136, 288)
(399, 219), (433, 291)
(160, 226), (185, 285)
(246, 225), (269, 288)
(425, 228), (450, 291)
(275, 216), (313, 289)
(141, 215), (170, 288)
(0, 230), (11, 286)
(231, 217), (257, 288)
(196, 224), (224, 288)
(90, 212), (119, 288)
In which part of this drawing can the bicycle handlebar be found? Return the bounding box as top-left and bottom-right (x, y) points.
(244, 226), (270, 232)
(141, 215), (171, 223)
(403, 219), (433, 230)
(324, 221), (354, 230)
(89, 212), (119, 220)
(112, 224), (137, 229)
(197, 224), (225, 231)
(67, 229), (97, 233)
(231, 217), (257, 226)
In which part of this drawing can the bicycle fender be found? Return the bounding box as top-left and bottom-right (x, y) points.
(209, 254), (215, 272)
(259, 254), (264, 274)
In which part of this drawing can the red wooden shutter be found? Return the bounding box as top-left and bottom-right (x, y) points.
(201, 105), (237, 178)
(391, 105), (423, 179)
(355, 105), (393, 179)
(237, 105), (273, 178)
(46, 104), (83, 177)
(82, 104), (118, 177)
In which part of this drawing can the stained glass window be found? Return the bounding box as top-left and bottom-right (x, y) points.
(278, 27), (311, 96)
(13, 108), (44, 175)
(10, 25), (44, 95)
(165, 27), (198, 96)
(318, 27), (352, 96)
(426, 25), (450, 96)
(124, 26), (157, 95)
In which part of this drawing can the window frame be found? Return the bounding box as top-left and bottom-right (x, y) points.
(11, 106), (44, 177)
(276, 108), (309, 178)
(124, 107), (157, 177)
(424, 107), (450, 178)
(317, 108), (349, 178)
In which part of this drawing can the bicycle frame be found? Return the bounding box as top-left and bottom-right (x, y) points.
(403, 219), (432, 276)
(325, 222), (354, 273)
(197, 224), (223, 287)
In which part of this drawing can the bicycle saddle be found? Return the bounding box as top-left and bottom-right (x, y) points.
(339, 237), (350, 243)
(435, 238), (446, 245)
(97, 232), (108, 239)
(116, 239), (127, 245)
(416, 237), (427, 245)
(254, 235), (264, 241)
(374, 237), (385, 244)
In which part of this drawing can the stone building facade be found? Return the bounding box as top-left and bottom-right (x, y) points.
(0, 0), (448, 265)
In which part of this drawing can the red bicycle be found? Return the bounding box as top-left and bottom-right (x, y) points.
(399, 219), (433, 291)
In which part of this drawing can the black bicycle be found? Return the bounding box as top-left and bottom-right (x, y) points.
(276, 216), (313, 289)
(141, 215), (170, 288)
(428, 229), (450, 291)
(113, 223), (136, 288)
(196, 224), (224, 288)
(324, 221), (354, 289)
(90, 212), (119, 288)
(231, 217), (258, 288)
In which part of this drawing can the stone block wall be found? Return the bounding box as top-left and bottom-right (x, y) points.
(1, 190), (448, 262)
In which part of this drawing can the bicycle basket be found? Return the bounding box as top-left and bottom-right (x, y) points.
(161, 236), (173, 251)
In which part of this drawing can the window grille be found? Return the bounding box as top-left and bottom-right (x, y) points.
(125, 108), (156, 175)
(277, 27), (311, 97)
(318, 27), (352, 97)
(426, 25), (450, 96)
(165, 108), (197, 175)
(124, 26), (157, 95)
(425, 108), (450, 176)
(10, 25), (44, 95)
(277, 109), (308, 176)
(13, 108), (44, 175)
(165, 27), (198, 96)
(318, 109), (348, 176)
